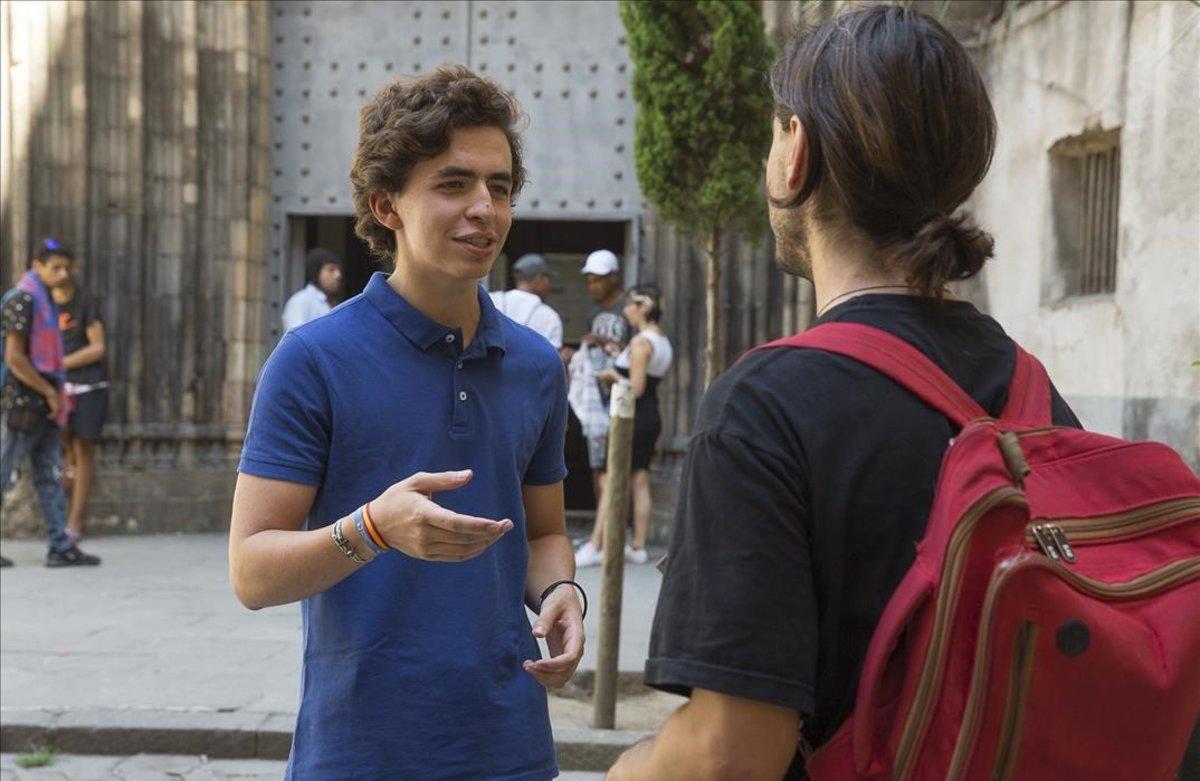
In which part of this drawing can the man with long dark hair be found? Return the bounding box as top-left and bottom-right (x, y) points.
(609, 6), (1080, 778)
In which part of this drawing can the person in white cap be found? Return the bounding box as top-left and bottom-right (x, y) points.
(490, 253), (563, 348)
(573, 249), (630, 568)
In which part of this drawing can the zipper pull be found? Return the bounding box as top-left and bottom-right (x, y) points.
(1031, 524), (1061, 561)
(1049, 525), (1076, 563)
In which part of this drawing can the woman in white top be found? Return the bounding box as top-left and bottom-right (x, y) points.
(579, 286), (673, 566)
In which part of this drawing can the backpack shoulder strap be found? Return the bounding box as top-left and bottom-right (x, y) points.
(999, 346), (1053, 427)
(747, 322), (987, 429)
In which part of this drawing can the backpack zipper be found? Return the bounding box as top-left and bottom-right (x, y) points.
(1025, 498), (1200, 564)
(991, 621), (1039, 781)
(895, 493), (1199, 779)
(891, 486), (1028, 780)
(946, 555), (1200, 779)
(1029, 524), (1068, 561)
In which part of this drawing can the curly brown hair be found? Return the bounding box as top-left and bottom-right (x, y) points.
(350, 65), (527, 260)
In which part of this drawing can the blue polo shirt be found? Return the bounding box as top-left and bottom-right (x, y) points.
(239, 272), (568, 780)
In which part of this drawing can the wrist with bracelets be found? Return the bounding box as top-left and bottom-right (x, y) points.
(354, 504), (389, 557)
(330, 517), (367, 563)
(332, 502), (391, 563)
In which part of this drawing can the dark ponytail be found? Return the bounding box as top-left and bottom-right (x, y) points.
(892, 214), (995, 297)
(770, 6), (997, 296)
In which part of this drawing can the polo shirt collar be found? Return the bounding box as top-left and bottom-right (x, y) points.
(364, 272), (506, 356)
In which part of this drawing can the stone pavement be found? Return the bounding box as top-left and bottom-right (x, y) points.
(0, 534), (681, 773)
(0, 754), (605, 780)
(0, 753), (606, 780)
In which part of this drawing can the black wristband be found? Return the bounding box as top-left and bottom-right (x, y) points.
(537, 579), (588, 620)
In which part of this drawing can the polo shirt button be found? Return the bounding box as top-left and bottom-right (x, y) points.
(456, 361), (464, 370)
(459, 391), (468, 402)
(445, 334), (455, 343)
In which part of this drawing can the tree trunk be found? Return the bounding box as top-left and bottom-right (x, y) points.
(704, 228), (724, 387)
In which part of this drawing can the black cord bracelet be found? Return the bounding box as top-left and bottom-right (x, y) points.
(537, 579), (588, 620)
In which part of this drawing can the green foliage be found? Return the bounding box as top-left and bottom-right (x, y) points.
(16, 746), (57, 768)
(619, 0), (776, 239)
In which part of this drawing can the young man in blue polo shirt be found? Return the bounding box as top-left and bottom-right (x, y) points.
(229, 66), (584, 779)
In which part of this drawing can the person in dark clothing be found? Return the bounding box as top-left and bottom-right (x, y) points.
(597, 286), (673, 564)
(608, 6), (1079, 779)
(53, 255), (108, 541)
(1, 239), (101, 568)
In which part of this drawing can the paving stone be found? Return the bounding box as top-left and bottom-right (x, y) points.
(1, 534), (668, 772)
(0, 754), (604, 780)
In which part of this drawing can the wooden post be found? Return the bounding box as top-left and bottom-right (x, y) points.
(592, 379), (636, 729)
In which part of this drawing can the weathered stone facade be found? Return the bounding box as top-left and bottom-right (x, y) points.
(967, 0), (1200, 469)
(2, 0), (271, 535)
(2, 0), (1196, 538)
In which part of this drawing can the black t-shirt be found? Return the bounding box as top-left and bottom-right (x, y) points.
(644, 294), (1080, 778)
(57, 289), (106, 384)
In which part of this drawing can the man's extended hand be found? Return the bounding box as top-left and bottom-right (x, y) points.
(524, 584), (584, 688)
(371, 470), (513, 562)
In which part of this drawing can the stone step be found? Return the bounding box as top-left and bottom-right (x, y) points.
(0, 709), (651, 773)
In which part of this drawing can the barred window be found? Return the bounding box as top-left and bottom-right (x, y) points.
(1047, 129), (1121, 299)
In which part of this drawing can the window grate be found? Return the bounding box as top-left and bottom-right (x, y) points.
(1048, 130), (1121, 300)
(1078, 145), (1120, 295)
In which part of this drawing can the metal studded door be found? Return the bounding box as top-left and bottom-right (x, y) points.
(267, 0), (641, 341)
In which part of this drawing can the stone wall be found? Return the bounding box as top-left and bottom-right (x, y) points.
(967, 0), (1200, 469)
(1, 0), (272, 537)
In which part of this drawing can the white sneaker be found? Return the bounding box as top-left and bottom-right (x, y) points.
(575, 541), (603, 568)
(624, 545), (649, 565)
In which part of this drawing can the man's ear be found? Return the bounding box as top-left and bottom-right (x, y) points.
(786, 115), (808, 192)
(369, 191), (403, 232)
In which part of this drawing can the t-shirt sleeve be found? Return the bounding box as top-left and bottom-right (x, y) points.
(523, 353), (569, 486)
(645, 430), (818, 716)
(544, 309), (563, 349)
(1, 291), (34, 338)
(238, 332), (331, 486)
(280, 292), (302, 333)
(84, 293), (102, 327)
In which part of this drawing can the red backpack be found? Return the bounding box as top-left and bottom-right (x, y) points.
(755, 323), (1200, 780)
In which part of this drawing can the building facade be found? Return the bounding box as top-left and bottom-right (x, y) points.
(968, 0), (1199, 469)
(2, 0), (272, 533)
(2, 0), (1196, 538)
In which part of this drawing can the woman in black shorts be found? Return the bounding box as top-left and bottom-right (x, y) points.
(53, 257), (108, 543)
(599, 286), (673, 564)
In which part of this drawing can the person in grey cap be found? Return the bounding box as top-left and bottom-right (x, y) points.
(281, 247), (343, 332)
(489, 253), (563, 349)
